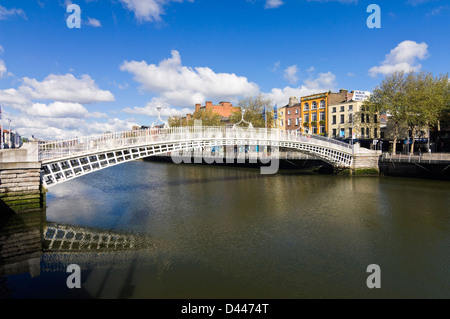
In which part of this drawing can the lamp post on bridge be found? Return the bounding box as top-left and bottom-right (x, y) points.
(232, 109), (253, 129)
(151, 105), (167, 128)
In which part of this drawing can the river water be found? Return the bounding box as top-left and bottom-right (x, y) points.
(1, 160), (450, 299)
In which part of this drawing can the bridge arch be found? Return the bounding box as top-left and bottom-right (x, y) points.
(39, 126), (355, 187)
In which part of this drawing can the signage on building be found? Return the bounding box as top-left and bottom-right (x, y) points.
(352, 90), (371, 101)
(302, 94), (327, 101)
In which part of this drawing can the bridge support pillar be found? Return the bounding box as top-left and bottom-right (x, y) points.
(0, 143), (46, 214)
(349, 144), (381, 175)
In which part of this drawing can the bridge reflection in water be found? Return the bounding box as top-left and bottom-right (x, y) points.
(0, 208), (154, 297)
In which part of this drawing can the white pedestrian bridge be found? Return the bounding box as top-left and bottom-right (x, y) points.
(39, 126), (359, 187)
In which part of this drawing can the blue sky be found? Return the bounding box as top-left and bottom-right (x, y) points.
(0, 0), (449, 139)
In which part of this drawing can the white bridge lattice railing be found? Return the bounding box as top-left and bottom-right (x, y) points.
(39, 126), (355, 187)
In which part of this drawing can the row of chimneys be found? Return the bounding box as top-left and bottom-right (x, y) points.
(194, 101), (233, 113)
(288, 89), (352, 107)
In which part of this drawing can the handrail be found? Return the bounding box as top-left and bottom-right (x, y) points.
(38, 126), (355, 161)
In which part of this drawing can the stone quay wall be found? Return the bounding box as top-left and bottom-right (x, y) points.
(0, 143), (46, 213)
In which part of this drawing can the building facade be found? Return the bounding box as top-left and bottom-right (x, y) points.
(300, 89), (352, 135)
(284, 97), (302, 131)
(275, 105), (287, 130)
(328, 100), (380, 141)
(182, 101), (239, 125)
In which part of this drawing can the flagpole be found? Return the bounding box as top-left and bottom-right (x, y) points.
(0, 105), (3, 150)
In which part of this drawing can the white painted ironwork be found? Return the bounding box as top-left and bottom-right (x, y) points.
(39, 126), (356, 187)
(43, 223), (139, 252)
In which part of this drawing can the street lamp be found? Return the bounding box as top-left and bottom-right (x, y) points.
(233, 109), (253, 129)
(151, 105), (167, 128)
(8, 118), (11, 148)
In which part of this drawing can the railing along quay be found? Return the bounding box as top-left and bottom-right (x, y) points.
(381, 152), (450, 164)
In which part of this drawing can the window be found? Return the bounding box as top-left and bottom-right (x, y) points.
(340, 128), (345, 138)
(320, 126), (325, 134)
(320, 100), (326, 108)
(332, 107), (336, 113)
(374, 114), (378, 123)
(312, 113), (317, 122)
(304, 114), (309, 122)
(332, 129), (337, 137)
(332, 115), (336, 124)
(295, 118), (299, 126)
(340, 114), (344, 124)
(288, 110), (291, 115)
(313, 127), (318, 134)
(361, 127), (365, 137)
(319, 112), (325, 121)
(340, 106), (345, 112)
(288, 119), (291, 126)
(348, 128), (353, 138)
(366, 128), (370, 138)
(349, 113), (353, 123)
(366, 114), (370, 123)
(304, 103), (309, 111)
(280, 111), (283, 116)
(374, 128), (378, 138)
(312, 101), (317, 109)
(361, 114), (365, 123)
(349, 105), (353, 111)
(280, 119), (283, 126)
(295, 109), (299, 114)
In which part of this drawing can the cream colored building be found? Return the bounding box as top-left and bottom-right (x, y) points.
(328, 101), (380, 140)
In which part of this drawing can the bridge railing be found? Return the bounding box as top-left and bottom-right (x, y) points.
(38, 126), (354, 161)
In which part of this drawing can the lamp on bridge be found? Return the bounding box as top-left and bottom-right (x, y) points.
(295, 117), (303, 134)
(233, 109), (253, 129)
(151, 105), (168, 128)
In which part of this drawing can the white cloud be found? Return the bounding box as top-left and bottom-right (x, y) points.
(283, 65), (298, 84)
(87, 17), (102, 27)
(12, 115), (137, 140)
(265, 0), (284, 9)
(120, 50), (259, 107)
(26, 101), (107, 119)
(19, 73), (115, 103)
(0, 88), (30, 108)
(123, 99), (192, 118)
(368, 40), (429, 77)
(0, 59), (6, 79)
(307, 0), (358, 3)
(119, 0), (193, 22)
(271, 61), (280, 72)
(0, 4), (26, 20)
(263, 72), (337, 107)
(0, 73), (122, 140)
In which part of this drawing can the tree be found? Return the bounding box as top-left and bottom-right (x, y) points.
(364, 71), (448, 154)
(230, 94), (274, 128)
(402, 71), (448, 153)
(189, 108), (223, 126)
(168, 115), (188, 127)
(364, 71), (408, 154)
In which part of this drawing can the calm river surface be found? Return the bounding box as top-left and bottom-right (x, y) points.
(2, 160), (450, 298)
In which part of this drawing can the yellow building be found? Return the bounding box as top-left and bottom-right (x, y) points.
(275, 105), (287, 130)
(300, 89), (352, 135)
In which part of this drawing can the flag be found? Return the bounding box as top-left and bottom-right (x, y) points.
(262, 105), (266, 121)
(273, 104), (278, 120)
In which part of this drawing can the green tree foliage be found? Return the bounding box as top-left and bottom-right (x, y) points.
(168, 115), (188, 127)
(364, 71), (448, 154)
(230, 94), (274, 128)
(189, 108), (224, 126)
